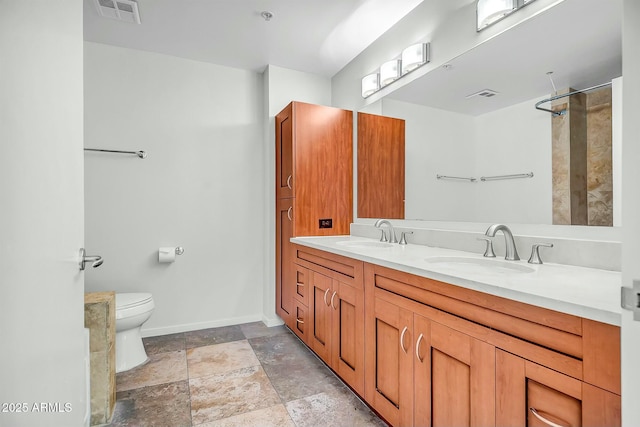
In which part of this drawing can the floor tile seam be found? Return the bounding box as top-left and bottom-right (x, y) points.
(115, 378), (193, 398)
(190, 404), (297, 427)
(186, 360), (265, 382)
(184, 336), (247, 349)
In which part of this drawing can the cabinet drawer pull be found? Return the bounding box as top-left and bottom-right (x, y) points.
(287, 206), (292, 221)
(415, 333), (425, 362)
(400, 326), (409, 354)
(331, 291), (338, 310)
(286, 175), (292, 189)
(296, 282), (304, 288)
(296, 318), (304, 324)
(529, 408), (567, 427)
(323, 288), (330, 306)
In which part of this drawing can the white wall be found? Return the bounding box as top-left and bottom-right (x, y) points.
(380, 99), (476, 221)
(0, 1), (86, 426)
(379, 95), (551, 224)
(474, 97), (552, 224)
(84, 42), (265, 336)
(262, 65), (332, 325)
(621, 0), (640, 424)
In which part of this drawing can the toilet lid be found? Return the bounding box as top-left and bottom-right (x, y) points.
(116, 293), (153, 310)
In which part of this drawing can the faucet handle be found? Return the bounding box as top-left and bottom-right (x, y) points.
(379, 230), (388, 242)
(477, 238), (496, 258)
(399, 231), (413, 245)
(528, 243), (554, 264)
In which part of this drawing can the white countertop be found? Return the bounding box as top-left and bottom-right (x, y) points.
(291, 235), (622, 326)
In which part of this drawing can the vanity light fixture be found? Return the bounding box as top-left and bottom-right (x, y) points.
(380, 59), (401, 87)
(361, 42), (430, 98)
(361, 73), (380, 98)
(477, 0), (538, 31)
(401, 43), (430, 75)
(477, 0), (516, 30)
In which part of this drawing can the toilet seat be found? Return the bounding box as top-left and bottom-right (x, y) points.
(117, 293), (153, 309)
(116, 293), (154, 320)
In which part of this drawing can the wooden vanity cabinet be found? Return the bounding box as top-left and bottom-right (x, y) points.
(293, 244), (366, 396)
(365, 273), (495, 427)
(496, 350), (621, 427)
(364, 262), (621, 427)
(275, 101), (353, 327)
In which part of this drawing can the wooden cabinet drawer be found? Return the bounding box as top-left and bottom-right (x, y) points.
(370, 263), (582, 357)
(294, 244), (363, 290)
(293, 264), (309, 307)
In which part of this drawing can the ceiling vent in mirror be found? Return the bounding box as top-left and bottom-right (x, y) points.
(466, 89), (499, 99)
(94, 0), (141, 24)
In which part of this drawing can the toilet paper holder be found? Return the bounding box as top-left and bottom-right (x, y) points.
(158, 246), (184, 263)
(159, 247), (184, 255)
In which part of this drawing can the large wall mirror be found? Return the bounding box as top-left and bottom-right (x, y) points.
(357, 0), (622, 227)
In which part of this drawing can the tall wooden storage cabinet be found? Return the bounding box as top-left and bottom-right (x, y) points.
(275, 101), (353, 328)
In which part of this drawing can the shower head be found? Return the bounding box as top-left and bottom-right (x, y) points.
(136, 151), (147, 159)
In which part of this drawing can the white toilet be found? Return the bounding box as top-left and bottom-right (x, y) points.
(115, 293), (155, 373)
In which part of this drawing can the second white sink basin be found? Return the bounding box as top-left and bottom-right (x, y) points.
(423, 256), (535, 275)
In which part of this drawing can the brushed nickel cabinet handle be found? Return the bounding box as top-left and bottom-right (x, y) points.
(400, 326), (409, 354)
(296, 282), (304, 288)
(415, 333), (425, 362)
(323, 288), (330, 306)
(529, 408), (567, 427)
(296, 318), (304, 324)
(287, 206), (292, 221)
(286, 175), (292, 189)
(331, 291), (338, 310)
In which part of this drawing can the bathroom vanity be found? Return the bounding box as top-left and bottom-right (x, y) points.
(287, 236), (621, 427)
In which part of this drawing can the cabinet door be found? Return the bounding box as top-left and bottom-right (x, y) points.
(414, 315), (496, 427)
(290, 299), (309, 342)
(330, 280), (365, 396)
(293, 102), (353, 236)
(293, 264), (309, 307)
(276, 103), (294, 199)
(365, 296), (414, 427)
(309, 271), (332, 361)
(276, 198), (294, 322)
(496, 350), (620, 427)
(357, 111), (405, 219)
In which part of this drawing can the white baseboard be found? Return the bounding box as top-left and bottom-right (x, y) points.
(140, 313), (264, 338)
(262, 314), (285, 327)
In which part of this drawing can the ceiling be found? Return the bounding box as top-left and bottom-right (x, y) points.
(83, 0), (424, 77)
(387, 0), (622, 116)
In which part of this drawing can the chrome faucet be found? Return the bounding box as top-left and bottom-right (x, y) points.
(485, 224), (520, 261)
(374, 219), (398, 243)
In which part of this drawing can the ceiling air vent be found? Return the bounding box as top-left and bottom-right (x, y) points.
(466, 89), (499, 99)
(95, 0), (141, 24)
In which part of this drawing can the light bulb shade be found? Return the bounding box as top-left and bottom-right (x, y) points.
(401, 43), (430, 75)
(380, 59), (401, 87)
(477, 0), (516, 29)
(361, 73), (380, 98)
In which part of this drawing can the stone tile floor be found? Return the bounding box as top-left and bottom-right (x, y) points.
(108, 322), (387, 427)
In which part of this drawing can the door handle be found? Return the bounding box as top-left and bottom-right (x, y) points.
(400, 326), (409, 354)
(529, 408), (567, 427)
(79, 248), (103, 271)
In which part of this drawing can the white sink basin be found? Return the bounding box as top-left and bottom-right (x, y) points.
(423, 256), (535, 275)
(336, 240), (394, 249)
